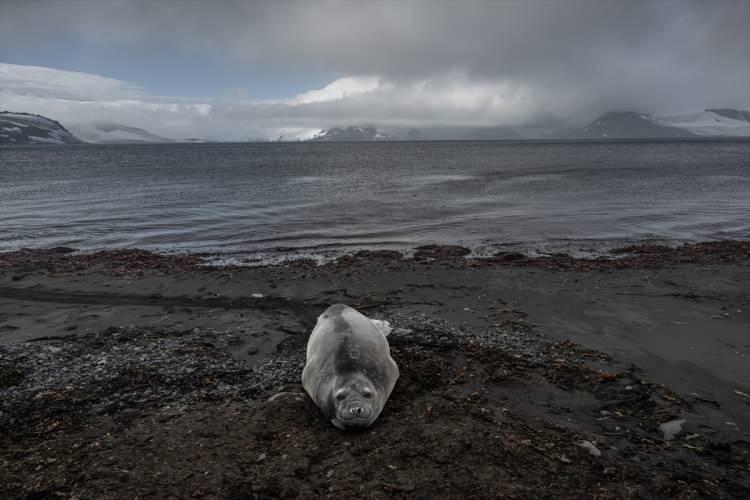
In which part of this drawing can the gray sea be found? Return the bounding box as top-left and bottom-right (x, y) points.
(1, 140), (749, 263)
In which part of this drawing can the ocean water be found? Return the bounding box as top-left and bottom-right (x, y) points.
(1, 140), (749, 262)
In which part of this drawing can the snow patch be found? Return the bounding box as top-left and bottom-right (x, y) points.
(27, 135), (64, 144)
(274, 128), (325, 142)
(69, 122), (171, 143)
(653, 111), (750, 136)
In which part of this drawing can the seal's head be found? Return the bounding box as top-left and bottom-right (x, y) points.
(328, 373), (380, 429)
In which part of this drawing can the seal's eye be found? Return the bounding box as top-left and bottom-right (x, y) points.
(362, 389), (373, 399)
(336, 393), (346, 402)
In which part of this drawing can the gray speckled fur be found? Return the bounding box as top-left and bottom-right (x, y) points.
(302, 304), (399, 428)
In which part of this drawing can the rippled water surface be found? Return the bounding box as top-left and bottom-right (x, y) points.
(1, 140), (749, 259)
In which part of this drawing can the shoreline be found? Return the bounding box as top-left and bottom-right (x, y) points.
(2, 238), (749, 273)
(1, 241), (749, 498)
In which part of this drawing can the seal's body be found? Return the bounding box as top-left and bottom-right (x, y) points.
(302, 304), (399, 429)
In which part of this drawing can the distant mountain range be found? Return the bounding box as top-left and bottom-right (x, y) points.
(577, 110), (750, 139)
(0, 113), (208, 145)
(308, 126), (396, 142)
(68, 122), (174, 144)
(2, 108), (749, 145)
(577, 112), (693, 139)
(0, 112), (84, 145)
(651, 109), (750, 137)
(307, 109), (750, 142)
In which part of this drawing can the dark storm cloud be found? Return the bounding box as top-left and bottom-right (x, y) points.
(1, 0), (748, 132)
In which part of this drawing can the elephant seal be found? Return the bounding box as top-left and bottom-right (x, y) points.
(302, 304), (399, 429)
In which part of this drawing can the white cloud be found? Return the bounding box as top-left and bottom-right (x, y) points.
(0, 63), (144, 101)
(1, 63), (227, 139)
(288, 76), (386, 104)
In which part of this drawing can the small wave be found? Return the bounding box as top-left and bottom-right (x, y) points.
(287, 176), (334, 184)
(496, 174), (567, 184)
(196, 236), (705, 267)
(410, 174), (475, 184)
(706, 175), (750, 183)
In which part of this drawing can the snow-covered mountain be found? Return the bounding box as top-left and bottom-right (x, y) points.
(578, 109), (750, 139)
(308, 126), (395, 141)
(274, 128), (325, 142)
(69, 122), (174, 144)
(307, 110), (750, 142)
(0, 112), (84, 145)
(653, 109), (750, 137)
(579, 112), (694, 139)
(707, 108), (750, 122)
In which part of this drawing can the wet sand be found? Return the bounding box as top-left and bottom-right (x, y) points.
(1, 243), (749, 498)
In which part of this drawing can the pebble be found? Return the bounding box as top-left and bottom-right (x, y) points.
(659, 419), (686, 440)
(577, 440), (601, 457)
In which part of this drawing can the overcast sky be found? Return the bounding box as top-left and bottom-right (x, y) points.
(1, 0), (748, 140)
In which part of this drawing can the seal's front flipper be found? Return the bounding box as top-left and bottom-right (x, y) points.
(369, 319), (392, 337)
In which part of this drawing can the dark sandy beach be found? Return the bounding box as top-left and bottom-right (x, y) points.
(1, 242), (749, 498)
